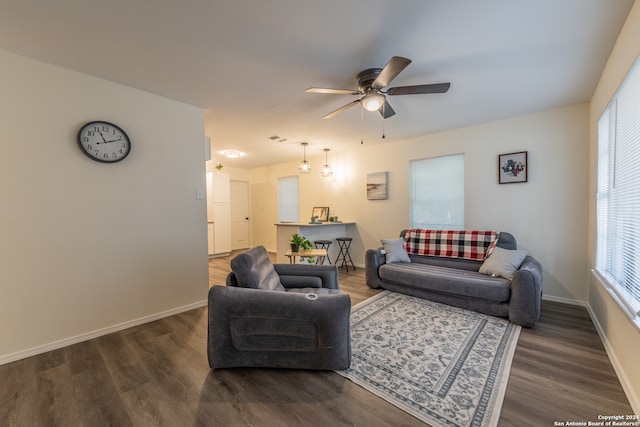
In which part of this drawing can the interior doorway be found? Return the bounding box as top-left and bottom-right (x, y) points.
(230, 180), (250, 250)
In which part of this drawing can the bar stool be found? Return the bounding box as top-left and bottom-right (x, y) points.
(335, 237), (356, 272)
(313, 240), (332, 264)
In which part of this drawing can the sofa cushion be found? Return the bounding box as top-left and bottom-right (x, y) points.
(479, 246), (528, 280)
(381, 238), (411, 263)
(229, 316), (317, 351)
(279, 275), (323, 289)
(378, 263), (511, 302)
(230, 246), (285, 291)
(408, 254), (483, 272)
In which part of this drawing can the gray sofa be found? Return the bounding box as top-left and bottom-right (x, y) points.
(365, 231), (543, 327)
(208, 246), (351, 370)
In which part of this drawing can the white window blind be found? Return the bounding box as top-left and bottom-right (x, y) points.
(410, 153), (464, 230)
(596, 55), (640, 323)
(277, 176), (299, 223)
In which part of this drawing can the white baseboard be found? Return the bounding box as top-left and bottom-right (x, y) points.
(586, 303), (640, 415)
(0, 300), (208, 366)
(541, 294), (587, 307)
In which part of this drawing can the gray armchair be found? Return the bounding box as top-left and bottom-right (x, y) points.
(207, 246), (351, 370)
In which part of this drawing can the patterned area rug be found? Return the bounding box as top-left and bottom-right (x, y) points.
(336, 291), (521, 427)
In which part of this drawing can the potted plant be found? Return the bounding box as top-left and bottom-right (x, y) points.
(215, 163), (224, 172)
(290, 233), (312, 252)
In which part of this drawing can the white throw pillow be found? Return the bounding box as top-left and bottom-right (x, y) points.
(381, 238), (411, 263)
(479, 246), (527, 280)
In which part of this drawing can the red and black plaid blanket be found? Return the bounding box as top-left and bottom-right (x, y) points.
(404, 229), (499, 261)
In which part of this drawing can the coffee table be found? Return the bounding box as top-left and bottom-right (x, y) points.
(284, 249), (327, 264)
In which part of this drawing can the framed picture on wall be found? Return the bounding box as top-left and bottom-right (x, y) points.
(498, 151), (528, 184)
(312, 207), (329, 222)
(367, 172), (389, 200)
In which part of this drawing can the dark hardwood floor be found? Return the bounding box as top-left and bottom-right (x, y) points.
(0, 251), (633, 426)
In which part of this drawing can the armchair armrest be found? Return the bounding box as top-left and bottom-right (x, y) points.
(509, 255), (543, 327)
(274, 264), (339, 289)
(365, 248), (386, 289)
(207, 285), (351, 369)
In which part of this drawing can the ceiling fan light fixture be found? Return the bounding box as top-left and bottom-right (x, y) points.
(298, 142), (311, 174)
(361, 93), (385, 112)
(321, 148), (333, 177)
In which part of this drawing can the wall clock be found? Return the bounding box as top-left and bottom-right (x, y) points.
(77, 121), (131, 163)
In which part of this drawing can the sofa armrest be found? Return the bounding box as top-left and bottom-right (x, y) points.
(207, 285), (351, 369)
(274, 264), (339, 289)
(365, 248), (387, 289)
(509, 255), (543, 327)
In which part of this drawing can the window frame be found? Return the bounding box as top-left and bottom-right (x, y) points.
(277, 175), (299, 223)
(595, 54), (640, 330)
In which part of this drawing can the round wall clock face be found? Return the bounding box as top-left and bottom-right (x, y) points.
(77, 121), (131, 163)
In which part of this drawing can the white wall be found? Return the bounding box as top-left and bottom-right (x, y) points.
(0, 50), (209, 363)
(588, 1), (640, 414)
(241, 103), (590, 303)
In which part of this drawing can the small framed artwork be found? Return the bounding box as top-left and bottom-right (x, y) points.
(367, 171), (388, 200)
(312, 207), (329, 222)
(498, 151), (528, 184)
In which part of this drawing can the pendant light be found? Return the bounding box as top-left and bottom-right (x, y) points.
(321, 148), (333, 177)
(298, 142), (311, 173)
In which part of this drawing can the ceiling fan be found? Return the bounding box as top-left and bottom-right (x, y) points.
(306, 56), (450, 119)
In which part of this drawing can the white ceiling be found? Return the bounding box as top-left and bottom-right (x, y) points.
(0, 0), (633, 168)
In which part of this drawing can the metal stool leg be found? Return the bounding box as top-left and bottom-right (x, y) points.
(335, 238), (355, 272)
(313, 240), (332, 265)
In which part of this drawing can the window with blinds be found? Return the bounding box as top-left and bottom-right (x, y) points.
(596, 55), (640, 325)
(409, 153), (464, 230)
(277, 176), (299, 223)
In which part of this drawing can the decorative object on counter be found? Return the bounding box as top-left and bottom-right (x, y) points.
(289, 233), (313, 252)
(298, 142), (311, 174)
(366, 171), (388, 200)
(215, 163), (224, 172)
(329, 215), (340, 223)
(321, 148), (333, 177)
(498, 151), (527, 184)
(312, 207), (329, 222)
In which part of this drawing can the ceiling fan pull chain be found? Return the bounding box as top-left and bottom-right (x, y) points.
(361, 105), (364, 144)
(382, 103), (386, 139)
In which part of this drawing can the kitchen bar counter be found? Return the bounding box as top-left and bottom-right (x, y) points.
(275, 222), (355, 263)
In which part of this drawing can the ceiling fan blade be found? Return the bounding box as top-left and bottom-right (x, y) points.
(306, 87), (359, 95)
(379, 99), (396, 119)
(386, 82), (451, 96)
(322, 100), (361, 119)
(372, 56), (412, 88)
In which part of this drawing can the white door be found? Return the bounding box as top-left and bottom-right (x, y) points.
(230, 180), (250, 250)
